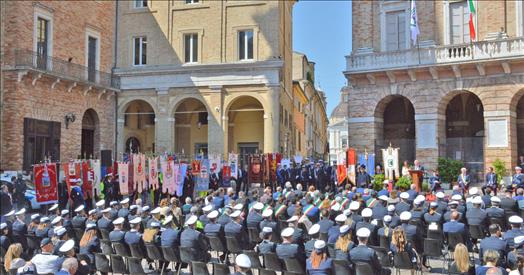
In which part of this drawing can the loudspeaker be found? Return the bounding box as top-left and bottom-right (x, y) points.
(101, 150), (112, 167)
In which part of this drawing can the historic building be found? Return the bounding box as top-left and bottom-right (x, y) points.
(114, 0), (295, 163)
(0, 1), (118, 171)
(292, 52), (329, 160)
(328, 90), (349, 163)
(345, 0), (524, 181)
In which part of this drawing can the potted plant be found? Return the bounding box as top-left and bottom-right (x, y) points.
(372, 173), (385, 191)
(395, 176), (411, 191)
(437, 157), (464, 186)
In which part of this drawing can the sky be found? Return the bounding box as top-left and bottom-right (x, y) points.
(293, 0), (352, 117)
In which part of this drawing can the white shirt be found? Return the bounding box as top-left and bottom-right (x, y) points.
(31, 252), (62, 274)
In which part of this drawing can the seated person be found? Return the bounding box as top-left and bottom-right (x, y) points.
(475, 250), (508, 275)
(306, 240), (333, 275)
(449, 243), (475, 275)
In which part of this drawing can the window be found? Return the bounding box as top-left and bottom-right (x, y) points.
(133, 37), (147, 65)
(134, 0), (147, 8)
(186, 0), (199, 3)
(184, 33), (198, 63)
(87, 36), (98, 82)
(450, 1), (471, 44)
(23, 118), (61, 171)
(385, 10), (406, 51)
(238, 30), (254, 60)
(36, 17), (49, 69)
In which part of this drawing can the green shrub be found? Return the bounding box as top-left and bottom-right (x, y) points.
(372, 173), (385, 191)
(395, 176), (412, 191)
(492, 159), (507, 182)
(437, 157), (464, 184)
(422, 181), (429, 192)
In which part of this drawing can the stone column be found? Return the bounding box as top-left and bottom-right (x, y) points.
(206, 86), (225, 156)
(155, 88), (174, 153)
(116, 117), (125, 156)
(264, 85), (280, 153)
(483, 110), (516, 170)
(415, 113), (443, 170)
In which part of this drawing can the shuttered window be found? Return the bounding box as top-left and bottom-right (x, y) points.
(385, 10), (407, 51)
(450, 1), (471, 44)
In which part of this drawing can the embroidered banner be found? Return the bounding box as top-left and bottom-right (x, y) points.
(209, 154), (221, 175)
(228, 153), (238, 179)
(161, 158), (176, 193)
(81, 161), (93, 199)
(63, 161), (81, 196)
(133, 154), (146, 193)
(347, 148), (356, 184)
(118, 162), (129, 195)
(382, 146), (400, 180)
(191, 160), (201, 176)
(177, 163), (188, 196)
(248, 154), (263, 184)
(337, 150), (347, 185)
(222, 165), (231, 187)
(34, 163), (58, 204)
(195, 159), (210, 192)
(148, 157), (159, 190)
(91, 159), (102, 196)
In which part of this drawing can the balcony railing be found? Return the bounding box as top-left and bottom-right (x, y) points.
(346, 37), (524, 73)
(14, 49), (120, 89)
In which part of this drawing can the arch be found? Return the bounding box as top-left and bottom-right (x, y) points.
(118, 96), (158, 117)
(224, 93), (268, 115)
(122, 100), (156, 153)
(170, 94), (211, 118)
(81, 108), (100, 158)
(226, 95), (265, 166)
(443, 90), (484, 182)
(125, 137), (141, 154)
(374, 95), (416, 164)
(174, 97), (209, 157)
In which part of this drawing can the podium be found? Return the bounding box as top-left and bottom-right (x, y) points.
(409, 170), (424, 192)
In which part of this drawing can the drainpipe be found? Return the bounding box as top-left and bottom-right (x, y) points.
(113, 1), (119, 161)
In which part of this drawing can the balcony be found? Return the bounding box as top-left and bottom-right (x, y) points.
(14, 49), (120, 90)
(345, 37), (524, 74)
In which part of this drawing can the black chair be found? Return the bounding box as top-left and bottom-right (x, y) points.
(379, 234), (389, 249)
(94, 253), (111, 273)
(110, 254), (128, 274)
(113, 242), (131, 257)
(129, 243), (147, 259)
(327, 243), (336, 258)
(333, 259), (351, 274)
(179, 246), (194, 264)
(145, 243), (164, 270)
(243, 250), (262, 269)
(100, 239), (113, 255)
(26, 234), (41, 252)
(127, 257), (147, 274)
(393, 251), (417, 275)
(423, 238), (445, 270)
(427, 228), (443, 241)
(446, 232), (465, 253)
(468, 225), (486, 243)
(226, 236), (243, 255)
(259, 268), (277, 275)
(354, 262), (374, 275)
(191, 261), (210, 275)
(370, 246), (393, 268)
(212, 262), (230, 275)
(77, 254), (92, 266)
(247, 227), (261, 243)
(263, 252), (283, 272)
(161, 246), (181, 274)
(73, 227), (85, 242)
(283, 258), (305, 273)
(319, 232), (328, 242)
(99, 228), (110, 240)
(208, 235), (227, 262)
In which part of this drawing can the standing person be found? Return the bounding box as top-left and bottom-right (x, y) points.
(356, 165), (372, 188)
(484, 167), (498, 195)
(0, 184), (13, 220)
(457, 168), (470, 192)
(58, 179), (68, 210)
(413, 160), (424, 171)
(13, 173), (26, 210)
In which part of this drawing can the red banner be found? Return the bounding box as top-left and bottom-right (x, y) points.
(34, 163), (58, 204)
(82, 161), (93, 199)
(63, 162), (80, 196)
(248, 154), (263, 183)
(191, 160), (201, 176)
(337, 164), (347, 185)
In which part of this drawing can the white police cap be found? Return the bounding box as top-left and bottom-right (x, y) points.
(59, 239), (75, 253)
(356, 227), (371, 238)
(308, 224), (320, 235)
(281, 227), (295, 238)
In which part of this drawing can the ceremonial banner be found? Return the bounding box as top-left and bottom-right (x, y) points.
(173, 164), (180, 195)
(209, 154), (221, 175)
(294, 154), (303, 164)
(222, 165), (231, 187)
(118, 162), (129, 195)
(133, 154), (146, 193)
(228, 153), (238, 179)
(91, 160), (102, 196)
(195, 159), (210, 192)
(81, 161), (93, 200)
(177, 164), (188, 196)
(367, 154), (375, 176)
(161, 158), (176, 193)
(336, 151), (347, 185)
(264, 154), (271, 183)
(347, 148), (356, 184)
(148, 157), (159, 190)
(63, 161), (81, 195)
(382, 146), (400, 180)
(358, 154), (366, 169)
(248, 154), (263, 184)
(281, 158), (291, 169)
(127, 158), (134, 194)
(271, 153), (282, 182)
(34, 163), (58, 204)
(191, 160), (201, 176)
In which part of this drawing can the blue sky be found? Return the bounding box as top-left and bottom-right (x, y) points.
(293, 0), (352, 117)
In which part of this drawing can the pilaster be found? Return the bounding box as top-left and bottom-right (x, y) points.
(155, 88), (174, 153)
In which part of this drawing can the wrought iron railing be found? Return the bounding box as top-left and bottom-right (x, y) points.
(14, 49), (120, 89)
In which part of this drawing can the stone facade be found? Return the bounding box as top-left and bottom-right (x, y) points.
(345, 0), (524, 180)
(114, 0), (296, 159)
(1, 1), (117, 171)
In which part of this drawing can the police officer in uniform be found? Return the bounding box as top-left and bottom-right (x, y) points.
(504, 216), (524, 248)
(109, 217), (125, 243)
(395, 192), (412, 215)
(276, 227), (306, 266)
(180, 215), (210, 262)
(109, 201), (119, 220)
(246, 202), (264, 228)
(225, 210), (249, 249)
(328, 214), (346, 244)
(124, 217), (143, 246)
(117, 198), (130, 219)
(72, 205), (87, 231)
(160, 215), (180, 248)
(304, 224), (320, 258)
(479, 224), (508, 266)
(97, 208), (114, 232)
(256, 227), (277, 254)
(350, 227), (390, 275)
(355, 208), (378, 246)
(12, 208), (27, 247)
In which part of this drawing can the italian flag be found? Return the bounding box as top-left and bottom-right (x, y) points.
(468, 0), (476, 41)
